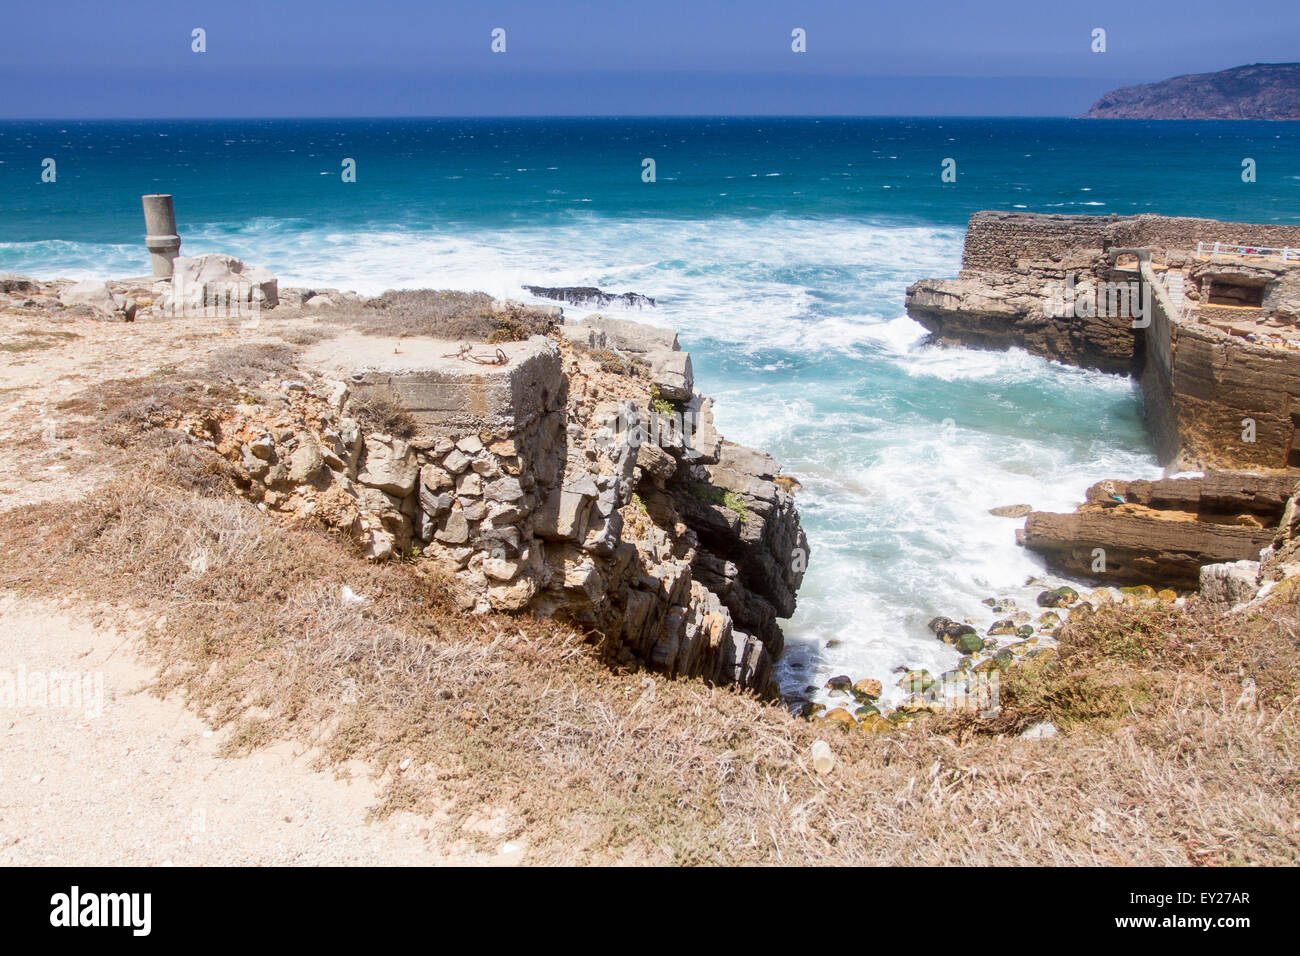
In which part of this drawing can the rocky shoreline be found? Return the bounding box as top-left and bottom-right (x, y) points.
(887, 210), (1300, 718)
(803, 580), (1189, 734)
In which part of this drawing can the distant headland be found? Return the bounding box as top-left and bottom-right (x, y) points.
(1081, 62), (1300, 120)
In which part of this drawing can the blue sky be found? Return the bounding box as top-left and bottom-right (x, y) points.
(3, 0), (1297, 117)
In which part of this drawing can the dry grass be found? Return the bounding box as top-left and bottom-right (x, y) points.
(940, 599), (1300, 740)
(50, 344), (303, 453)
(347, 391), (416, 439)
(313, 289), (559, 342)
(581, 346), (649, 378)
(0, 328), (81, 353)
(197, 343), (301, 385)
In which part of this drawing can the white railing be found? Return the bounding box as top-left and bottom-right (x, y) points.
(1196, 240), (1295, 263)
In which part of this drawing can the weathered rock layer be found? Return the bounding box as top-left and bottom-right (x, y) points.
(1022, 472), (1291, 589)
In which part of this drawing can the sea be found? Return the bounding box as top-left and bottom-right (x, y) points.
(3, 117), (1298, 703)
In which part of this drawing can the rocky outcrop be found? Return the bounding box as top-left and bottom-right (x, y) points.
(906, 265), (1138, 374)
(905, 211), (1154, 373)
(176, 316), (805, 697)
(58, 280), (137, 322)
(560, 314), (694, 402)
(162, 253), (279, 312)
(525, 285), (656, 309)
(1199, 561), (1262, 605)
(1260, 477), (1300, 582)
(908, 210), (1300, 471)
(1081, 63), (1300, 121)
(1021, 472), (1290, 589)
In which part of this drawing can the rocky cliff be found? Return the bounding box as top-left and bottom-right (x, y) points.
(907, 211), (1300, 596)
(906, 210), (1300, 471)
(1082, 63), (1300, 121)
(154, 292), (806, 697)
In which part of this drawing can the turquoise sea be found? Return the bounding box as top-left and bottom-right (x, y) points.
(3, 117), (1298, 701)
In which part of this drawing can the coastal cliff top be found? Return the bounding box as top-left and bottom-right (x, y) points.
(1082, 62), (1300, 120)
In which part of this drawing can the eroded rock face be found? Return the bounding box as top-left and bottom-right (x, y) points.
(190, 318), (806, 697)
(1199, 561), (1261, 605)
(1260, 478), (1300, 583)
(906, 267), (1139, 375)
(907, 210), (1300, 471)
(525, 334), (807, 695)
(1021, 472), (1288, 589)
(523, 285), (656, 310)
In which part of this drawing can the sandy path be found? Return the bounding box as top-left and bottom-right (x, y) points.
(0, 591), (521, 866)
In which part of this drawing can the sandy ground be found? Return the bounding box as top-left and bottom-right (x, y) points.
(0, 309), (530, 865)
(0, 310), (284, 510)
(0, 592), (487, 865)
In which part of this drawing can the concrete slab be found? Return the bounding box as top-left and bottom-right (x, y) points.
(304, 333), (563, 436)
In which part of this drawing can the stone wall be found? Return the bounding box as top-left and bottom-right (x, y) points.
(1164, 321), (1300, 470)
(1113, 215), (1300, 257)
(908, 225), (1139, 374)
(962, 211), (1300, 274)
(1137, 261), (1182, 466)
(960, 211), (1117, 272)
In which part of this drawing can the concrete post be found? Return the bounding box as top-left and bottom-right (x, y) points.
(142, 194), (181, 278)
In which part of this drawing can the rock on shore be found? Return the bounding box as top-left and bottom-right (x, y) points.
(1021, 472), (1292, 589)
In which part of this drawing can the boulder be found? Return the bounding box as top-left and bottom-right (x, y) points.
(852, 678), (883, 701)
(989, 503), (1033, 518)
(287, 434), (324, 483)
(1199, 560), (1260, 605)
(1036, 586), (1078, 608)
(574, 314), (678, 353)
(824, 675), (852, 694)
(647, 349), (694, 402)
(59, 280), (120, 317)
(635, 442), (676, 482)
(897, 669), (936, 694)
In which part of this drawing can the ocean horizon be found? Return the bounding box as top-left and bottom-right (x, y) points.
(4, 115), (1298, 703)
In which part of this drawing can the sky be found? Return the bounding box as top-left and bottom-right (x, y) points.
(2, 0), (1297, 117)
